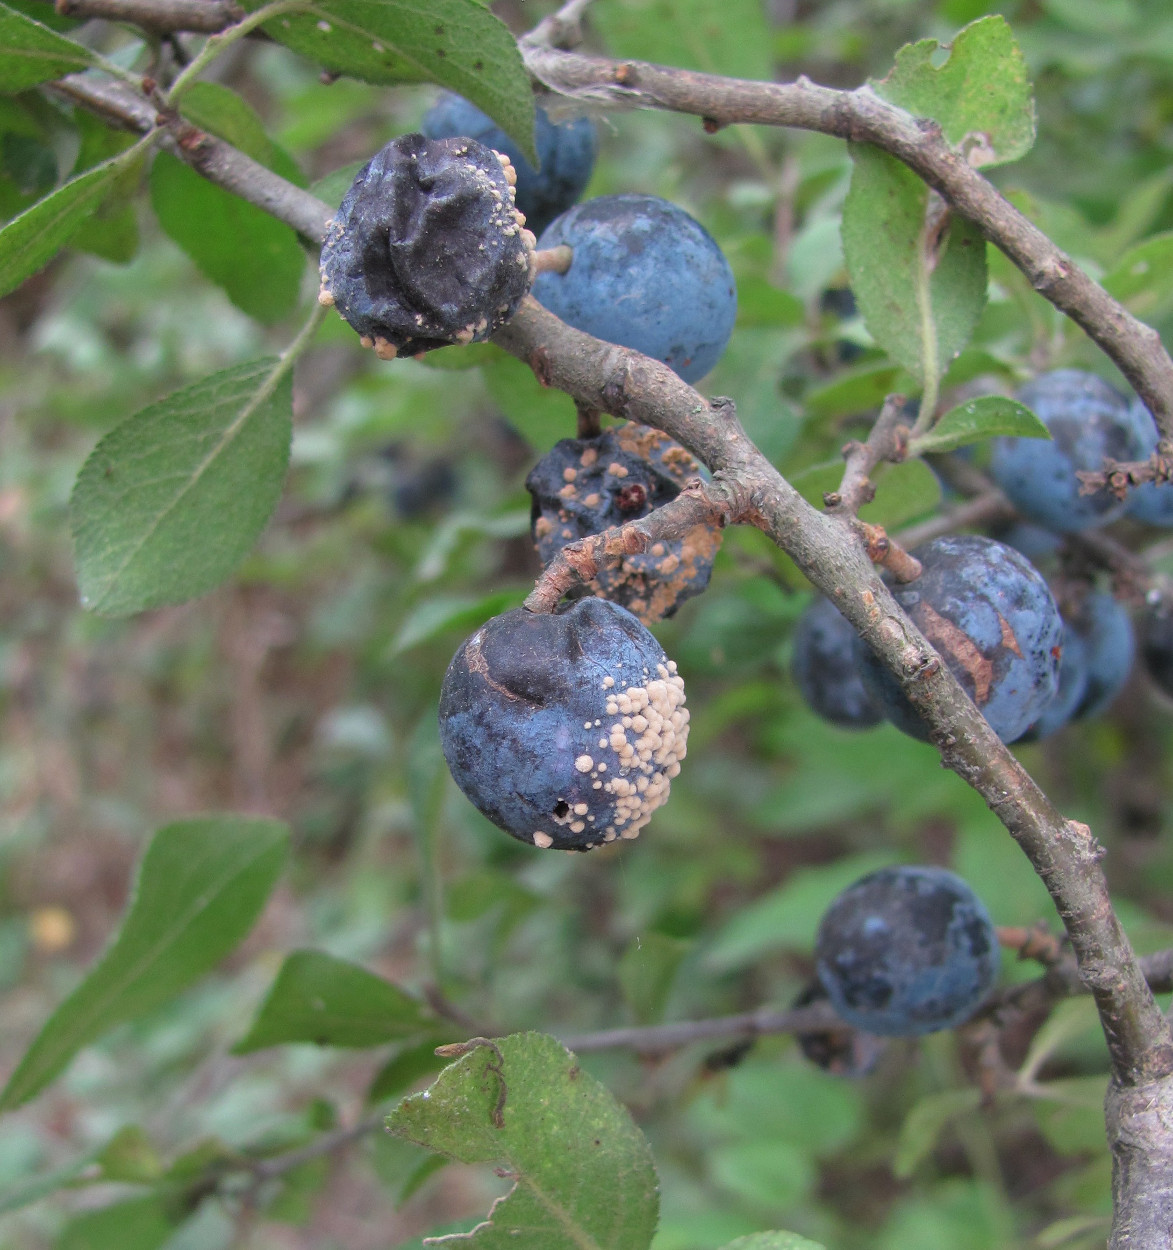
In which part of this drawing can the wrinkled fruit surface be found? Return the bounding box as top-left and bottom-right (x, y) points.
(438, 598), (688, 850)
(854, 535), (1062, 743)
(816, 865), (999, 1037)
(532, 194), (737, 383)
(790, 595), (883, 730)
(526, 424), (721, 623)
(319, 134), (534, 359)
(423, 94), (597, 237)
(991, 369), (1144, 532)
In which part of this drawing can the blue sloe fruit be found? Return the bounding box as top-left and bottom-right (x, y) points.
(526, 423), (721, 624)
(1122, 396), (1173, 525)
(422, 94), (597, 237)
(990, 369), (1144, 532)
(1140, 596), (1173, 699)
(854, 535), (1062, 743)
(438, 598), (689, 850)
(790, 595), (883, 730)
(532, 195), (737, 383)
(1070, 589), (1135, 719)
(815, 865), (999, 1037)
(318, 134), (534, 359)
(1017, 627), (1090, 742)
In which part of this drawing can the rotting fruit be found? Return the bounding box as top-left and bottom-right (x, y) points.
(790, 595), (883, 730)
(423, 93), (597, 237)
(815, 865), (999, 1037)
(854, 534), (1063, 743)
(318, 133), (535, 360)
(990, 369), (1145, 533)
(525, 423), (721, 624)
(532, 194), (737, 383)
(438, 598), (688, 851)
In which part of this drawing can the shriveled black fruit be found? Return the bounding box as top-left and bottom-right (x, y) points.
(319, 134), (536, 360)
(438, 598), (688, 851)
(526, 423), (721, 624)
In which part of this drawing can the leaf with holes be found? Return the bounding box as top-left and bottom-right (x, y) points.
(71, 360), (293, 617)
(0, 1), (100, 94)
(0, 817), (287, 1111)
(234, 950), (434, 1052)
(872, 16), (1035, 168)
(387, 1031), (659, 1250)
(841, 143), (987, 385)
(910, 396), (1050, 455)
(242, 0), (536, 163)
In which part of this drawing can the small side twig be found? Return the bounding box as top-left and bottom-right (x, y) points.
(523, 475), (743, 613)
(1077, 448), (1173, 500)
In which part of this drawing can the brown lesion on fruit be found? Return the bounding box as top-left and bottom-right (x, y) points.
(918, 602), (994, 704)
(997, 611), (1024, 659)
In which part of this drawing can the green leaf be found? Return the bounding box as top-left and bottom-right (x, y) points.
(718, 1235), (826, 1250)
(618, 933), (688, 1025)
(56, 1195), (175, 1250)
(842, 143), (988, 385)
(150, 152), (305, 324)
(367, 1037), (451, 1104)
(859, 458), (943, 529)
(71, 359), (293, 617)
(69, 113), (143, 264)
(177, 82), (305, 186)
(872, 17), (1036, 167)
(243, 0), (537, 165)
(1103, 231), (1173, 320)
(0, 816), (287, 1111)
(910, 396), (1051, 454)
(804, 365), (905, 421)
(481, 348), (577, 450)
(387, 1032), (659, 1250)
(0, 1), (100, 93)
(233, 949), (433, 1052)
(389, 589), (527, 656)
(96, 1125), (162, 1184)
(592, 0), (774, 80)
(0, 152), (127, 297)
(894, 1087), (982, 1178)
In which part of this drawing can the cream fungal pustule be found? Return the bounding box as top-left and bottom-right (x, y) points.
(437, 599), (688, 851)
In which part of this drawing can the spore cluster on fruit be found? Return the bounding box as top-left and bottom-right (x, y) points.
(438, 598), (688, 851)
(526, 423), (722, 624)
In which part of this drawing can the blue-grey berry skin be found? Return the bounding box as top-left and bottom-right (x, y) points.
(1122, 396), (1173, 525)
(438, 598), (689, 851)
(791, 596), (883, 730)
(318, 134), (534, 359)
(990, 370), (1144, 532)
(1017, 628), (1090, 742)
(1071, 590), (1135, 719)
(532, 195), (737, 384)
(526, 424), (720, 624)
(422, 94), (597, 237)
(815, 866), (999, 1037)
(854, 535), (1062, 743)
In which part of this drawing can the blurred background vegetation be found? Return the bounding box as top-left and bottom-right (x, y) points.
(3, 0), (1173, 1246)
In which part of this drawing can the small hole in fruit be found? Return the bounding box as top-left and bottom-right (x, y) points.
(553, 800), (571, 818)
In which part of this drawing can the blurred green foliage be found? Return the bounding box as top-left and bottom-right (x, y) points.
(1, 0), (1172, 1247)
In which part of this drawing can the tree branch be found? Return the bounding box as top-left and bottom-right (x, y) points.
(55, 0), (244, 31)
(520, 45), (1173, 440)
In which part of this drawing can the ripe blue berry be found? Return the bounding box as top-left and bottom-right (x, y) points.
(855, 535), (1062, 743)
(318, 134), (534, 359)
(790, 596), (883, 730)
(438, 598), (689, 850)
(526, 424), (720, 624)
(532, 195), (737, 383)
(422, 94), (597, 237)
(815, 866), (999, 1037)
(1017, 627), (1090, 742)
(1070, 589), (1135, 719)
(990, 370), (1145, 532)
